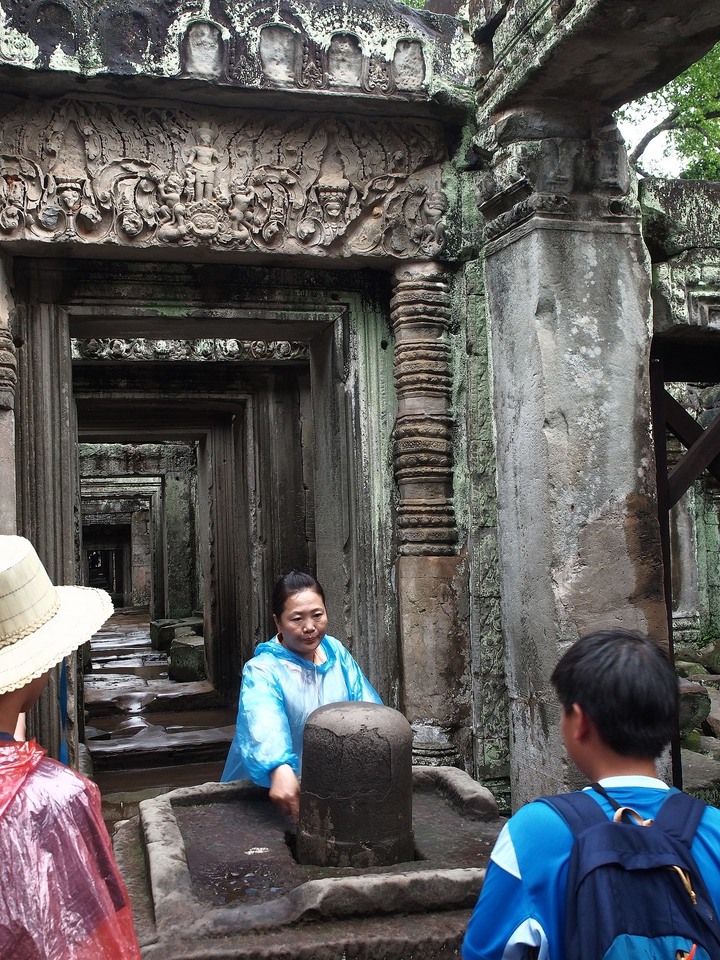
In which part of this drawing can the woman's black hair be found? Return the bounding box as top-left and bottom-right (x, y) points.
(271, 571), (326, 618)
(550, 628), (679, 759)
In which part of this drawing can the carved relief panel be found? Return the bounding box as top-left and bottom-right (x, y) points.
(0, 99), (448, 260)
(0, 0), (473, 97)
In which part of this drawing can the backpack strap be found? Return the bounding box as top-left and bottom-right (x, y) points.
(537, 790), (610, 838)
(540, 786), (708, 850)
(652, 790), (707, 848)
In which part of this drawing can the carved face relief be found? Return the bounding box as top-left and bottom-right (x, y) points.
(328, 34), (362, 87)
(392, 39), (426, 91)
(183, 22), (223, 79)
(259, 25), (298, 84)
(58, 183), (81, 213)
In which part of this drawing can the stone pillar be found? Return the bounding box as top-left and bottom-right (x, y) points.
(0, 256), (17, 534)
(477, 109), (668, 806)
(14, 302), (80, 762)
(391, 261), (471, 768)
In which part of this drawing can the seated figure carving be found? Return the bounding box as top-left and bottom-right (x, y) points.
(183, 21), (224, 79)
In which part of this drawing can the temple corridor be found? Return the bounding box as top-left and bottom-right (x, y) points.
(83, 608), (235, 827)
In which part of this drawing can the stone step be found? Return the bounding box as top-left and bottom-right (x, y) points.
(100, 760), (227, 829)
(84, 677), (225, 716)
(88, 721), (234, 770)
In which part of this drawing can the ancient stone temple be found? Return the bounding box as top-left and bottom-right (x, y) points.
(1, 0), (719, 812)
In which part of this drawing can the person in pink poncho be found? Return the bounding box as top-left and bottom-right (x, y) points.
(0, 535), (142, 960)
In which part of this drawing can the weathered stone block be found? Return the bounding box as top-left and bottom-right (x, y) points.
(679, 678), (711, 738)
(169, 635), (206, 683)
(178, 616), (203, 635)
(676, 660), (708, 678)
(704, 686), (720, 739)
(682, 748), (720, 807)
(298, 702), (414, 868)
(150, 619), (179, 651)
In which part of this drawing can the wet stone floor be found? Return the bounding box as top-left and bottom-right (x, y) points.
(83, 608), (235, 827)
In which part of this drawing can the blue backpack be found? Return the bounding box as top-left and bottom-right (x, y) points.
(539, 784), (720, 960)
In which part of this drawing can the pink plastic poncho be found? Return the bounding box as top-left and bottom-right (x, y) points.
(0, 739), (142, 960)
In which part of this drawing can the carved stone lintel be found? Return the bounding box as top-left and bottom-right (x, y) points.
(72, 338), (309, 363)
(0, 99), (448, 262)
(391, 262), (456, 556)
(0, 328), (17, 410)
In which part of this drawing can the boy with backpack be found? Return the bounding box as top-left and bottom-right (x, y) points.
(462, 628), (720, 960)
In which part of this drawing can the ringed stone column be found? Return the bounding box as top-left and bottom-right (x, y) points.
(477, 108), (668, 806)
(391, 260), (471, 769)
(0, 257), (17, 534)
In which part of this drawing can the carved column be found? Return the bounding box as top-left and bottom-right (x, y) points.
(476, 109), (668, 806)
(0, 256), (17, 534)
(391, 261), (471, 768)
(14, 302), (80, 763)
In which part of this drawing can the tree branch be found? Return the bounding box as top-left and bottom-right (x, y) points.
(628, 107), (681, 165)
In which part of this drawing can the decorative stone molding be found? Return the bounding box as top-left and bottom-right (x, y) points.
(72, 338), (308, 362)
(0, 0), (472, 98)
(0, 326), (16, 410)
(0, 99), (448, 261)
(474, 113), (634, 243)
(391, 261), (456, 556)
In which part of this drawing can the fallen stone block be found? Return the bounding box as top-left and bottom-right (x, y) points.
(682, 748), (720, 806)
(704, 686), (720, 739)
(678, 677), (711, 739)
(698, 735), (720, 762)
(169, 635), (206, 683)
(676, 660), (708, 678)
(150, 619), (179, 651)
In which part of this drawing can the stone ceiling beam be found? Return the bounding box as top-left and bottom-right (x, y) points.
(472, 1), (720, 121)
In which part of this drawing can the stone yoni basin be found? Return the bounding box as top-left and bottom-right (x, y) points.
(138, 765), (503, 949)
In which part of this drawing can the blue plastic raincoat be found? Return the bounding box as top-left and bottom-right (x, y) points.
(221, 634), (382, 785)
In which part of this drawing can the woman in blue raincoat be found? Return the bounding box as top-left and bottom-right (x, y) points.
(221, 570), (382, 819)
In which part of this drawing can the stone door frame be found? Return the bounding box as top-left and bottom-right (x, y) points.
(11, 257), (398, 725)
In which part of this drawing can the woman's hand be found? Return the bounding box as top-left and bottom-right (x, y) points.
(269, 764), (300, 820)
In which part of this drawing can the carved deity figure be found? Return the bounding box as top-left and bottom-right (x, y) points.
(184, 125), (220, 202)
(183, 21), (224, 79)
(156, 172), (188, 241)
(117, 195), (144, 237)
(392, 39), (426, 91)
(0, 172), (24, 232)
(328, 34), (362, 87)
(259, 25), (298, 84)
(228, 176), (254, 244)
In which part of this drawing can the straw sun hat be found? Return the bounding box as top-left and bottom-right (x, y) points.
(0, 536), (113, 696)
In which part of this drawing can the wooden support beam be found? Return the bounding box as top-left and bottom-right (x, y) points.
(668, 409), (720, 507)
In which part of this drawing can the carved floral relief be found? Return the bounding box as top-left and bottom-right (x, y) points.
(0, 100), (448, 259)
(72, 338), (308, 362)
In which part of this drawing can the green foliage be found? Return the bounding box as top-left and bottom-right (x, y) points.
(680, 156), (720, 181)
(619, 43), (720, 179)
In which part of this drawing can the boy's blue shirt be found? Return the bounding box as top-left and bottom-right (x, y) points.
(462, 776), (720, 960)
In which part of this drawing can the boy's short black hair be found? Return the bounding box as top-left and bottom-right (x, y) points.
(550, 628), (679, 759)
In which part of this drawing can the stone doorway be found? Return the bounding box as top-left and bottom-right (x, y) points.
(13, 256), (398, 766)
